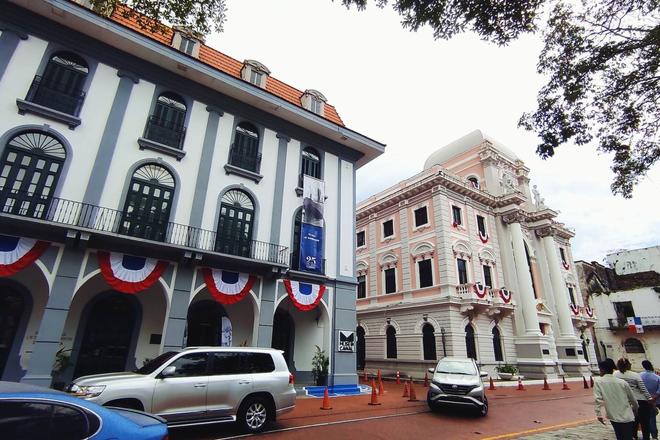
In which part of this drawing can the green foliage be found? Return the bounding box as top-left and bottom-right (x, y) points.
(338, 0), (660, 197)
(311, 345), (329, 383)
(495, 363), (518, 374)
(53, 345), (72, 374)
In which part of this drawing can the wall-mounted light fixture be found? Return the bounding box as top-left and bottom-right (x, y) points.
(386, 317), (391, 325)
(423, 313), (428, 321)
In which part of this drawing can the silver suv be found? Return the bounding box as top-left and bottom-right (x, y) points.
(426, 357), (489, 417)
(67, 347), (296, 432)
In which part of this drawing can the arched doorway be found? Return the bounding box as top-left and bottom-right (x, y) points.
(73, 292), (139, 379)
(0, 287), (27, 378)
(465, 324), (477, 360)
(272, 310), (295, 369)
(356, 326), (366, 370)
(186, 300), (230, 347)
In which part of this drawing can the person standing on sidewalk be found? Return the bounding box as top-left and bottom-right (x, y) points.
(640, 360), (660, 440)
(595, 358), (639, 440)
(615, 358), (654, 440)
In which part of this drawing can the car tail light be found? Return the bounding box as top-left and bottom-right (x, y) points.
(289, 373), (295, 385)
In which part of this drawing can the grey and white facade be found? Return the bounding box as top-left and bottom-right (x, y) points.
(0, 0), (383, 387)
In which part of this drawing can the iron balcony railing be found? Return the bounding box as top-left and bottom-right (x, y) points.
(608, 318), (628, 330)
(25, 75), (86, 116)
(0, 190), (289, 266)
(228, 146), (262, 173)
(143, 115), (187, 149)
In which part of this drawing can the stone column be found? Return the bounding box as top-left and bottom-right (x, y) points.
(540, 234), (575, 338)
(162, 265), (194, 352)
(508, 221), (542, 336)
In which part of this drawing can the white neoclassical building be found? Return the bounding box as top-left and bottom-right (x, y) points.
(0, 0), (383, 389)
(355, 130), (597, 378)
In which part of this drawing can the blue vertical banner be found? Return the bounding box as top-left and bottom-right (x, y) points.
(300, 223), (324, 273)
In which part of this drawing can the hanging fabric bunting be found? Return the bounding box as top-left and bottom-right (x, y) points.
(284, 279), (325, 311)
(478, 231), (489, 244)
(562, 260), (570, 270)
(569, 303), (581, 316)
(0, 234), (49, 277)
(584, 306), (594, 318)
(202, 268), (256, 305)
(98, 251), (168, 294)
(498, 289), (512, 304)
(473, 282), (489, 299)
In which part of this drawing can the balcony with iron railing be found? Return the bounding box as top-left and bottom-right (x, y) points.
(0, 190), (289, 267)
(142, 116), (187, 150)
(228, 146), (262, 173)
(608, 316), (660, 331)
(16, 76), (86, 128)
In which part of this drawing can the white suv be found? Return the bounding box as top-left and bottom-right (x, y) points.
(67, 347), (296, 432)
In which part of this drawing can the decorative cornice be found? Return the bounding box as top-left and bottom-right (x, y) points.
(117, 70), (140, 84)
(206, 105), (224, 116)
(0, 22), (29, 39)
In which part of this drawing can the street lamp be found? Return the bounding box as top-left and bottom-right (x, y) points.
(440, 327), (447, 357)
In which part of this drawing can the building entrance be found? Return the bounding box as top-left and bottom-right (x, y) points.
(272, 310), (294, 369)
(0, 287), (25, 378)
(186, 300), (230, 346)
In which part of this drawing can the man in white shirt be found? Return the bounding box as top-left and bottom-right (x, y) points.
(595, 358), (639, 440)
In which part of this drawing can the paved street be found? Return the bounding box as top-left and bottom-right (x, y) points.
(170, 380), (602, 440)
(515, 421), (615, 439)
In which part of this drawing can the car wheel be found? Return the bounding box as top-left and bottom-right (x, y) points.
(239, 397), (270, 433)
(478, 397), (488, 417)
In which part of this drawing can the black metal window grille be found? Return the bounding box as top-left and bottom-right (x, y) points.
(483, 265), (492, 288)
(216, 189), (254, 258)
(492, 327), (504, 361)
(457, 258), (468, 284)
(524, 243), (538, 299)
(477, 215), (486, 235)
(356, 231), (365, 247)
(357, 275), (366, 299)
(386, 325), (397, 359)
(302, 147), (321, 179)
(119, 164), (175, 242)
(418, 259), (433, 288)
(144, 93), (187, 149)
(414, 206), (428, 227)
(465, 325), (477, 360)
(229, 122), (261, 172)
(291, 209), (302, 270)
(384, 267), (396, 294)
(382, 219), (394, 238)
(452, 206), (462, 225)
(0, 131), (65, 219)
(27, 52), (88, 115)
(422, 323), (437, 360)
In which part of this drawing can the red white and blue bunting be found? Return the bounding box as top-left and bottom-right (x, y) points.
(98, 251), (168, 294)
(562, 260), (570, 270)
(284, 279), (325, 311)
(202, 268), (256, 305)
(498, 288), (512, 304)
(478, 231), (489, 244)
(569, 303), (581, 316)
(0, 234), (49, 277)
(473, 282), (489, 299)
(584, 306), (594, 318)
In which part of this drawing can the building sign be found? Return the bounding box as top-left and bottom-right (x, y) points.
(338, 330), (355, 352)
(302, 175), (324, 227)
(300, 176), (325, 273)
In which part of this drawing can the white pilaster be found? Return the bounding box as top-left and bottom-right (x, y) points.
(510, 222), (542, 336)
(541, 234), (576, 338)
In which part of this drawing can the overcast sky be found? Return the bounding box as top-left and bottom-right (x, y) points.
(211, 0), (660, 263)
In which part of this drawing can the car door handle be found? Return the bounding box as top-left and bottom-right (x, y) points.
(238, 381), (251, 385)
(194, 383), (207, 388)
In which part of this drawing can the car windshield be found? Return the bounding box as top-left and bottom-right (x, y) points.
(134, 351), (179, 375)
(435, 360), (477, 375)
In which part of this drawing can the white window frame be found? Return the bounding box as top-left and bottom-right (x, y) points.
(383, 266), (397, 294)
(356, 229), (367, 249)
(456, 257), (470, 285)
(451, 204), (463, 227)
(476, 213), (488, 235)
(381, 217), (396, 242)
(412, 203), (430, 231)
(416, 256), (435, 289)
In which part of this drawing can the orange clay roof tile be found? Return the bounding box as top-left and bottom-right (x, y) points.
(107, 5), (344, 126)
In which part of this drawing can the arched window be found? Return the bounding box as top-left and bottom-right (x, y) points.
(216, 189), (254, 258)
(291, 209), (302, 270)
(0, 131), (66, 218)
(301, 147), (321, 180)
(386, 325), (397, 359)
(229, 122), (261, 173)
(119, 163), (175, 241)
(492, 327), (504, 362)
(422, 323), (437, 361)
(624, 338), (645, 354)
(356, 326), (366, 371)
(580, 335), (589, 362)
(465, 324), (477, 360)
(467, 176), (479, 189)
(30, 52), (88, 115)
(524, 242), (539, 299)
(144, 92), (187, 149)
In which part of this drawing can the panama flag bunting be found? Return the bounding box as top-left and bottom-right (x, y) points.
(202, 268), (256, 305)
(98, 251), (168, 294)
(473, 282), (489, 299)
(0, 234), (49, 276)
(627, 317), (644, 334)
(284, 279), (325, 311)
(499, 289), (512, 304)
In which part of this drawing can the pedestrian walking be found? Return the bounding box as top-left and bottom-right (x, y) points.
(595, 358), (639, 440)
(615, 358), (654, 440)
(640, 360), (660, 440)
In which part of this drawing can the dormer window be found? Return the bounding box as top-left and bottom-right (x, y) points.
(241, 60), (270, 88)
(172, 27), (203, 57)
(179, 36), (196, 55)
(301, 89), (327, 116)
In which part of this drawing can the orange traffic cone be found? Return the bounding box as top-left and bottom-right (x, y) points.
(402, 381), (409, 398)
(517, 378), (525, 391)
(377, 369), (382, 382)
(489, 377), (496, 391)
(368, 379), (381, 406)
(378, 379), (385, 395)
(590, 376), (594, 388)
(424, 372), (429, 387)
(408, 380), (417, 402)
(542, 377), (551, 390)
(396, 370), (400, 385)
(320, 387), (332, 410)
(562, 376), (570, 390)
(583, 376), (589, 389)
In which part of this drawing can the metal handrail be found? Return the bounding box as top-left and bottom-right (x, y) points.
(228, 145), (262, 173)
(26, 75), (86, 116)
(143, 115), (187, 149)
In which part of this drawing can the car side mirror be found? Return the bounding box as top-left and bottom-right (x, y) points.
(480, 371), (489, 378)
(160, 366), (176, 378)
(428, 368), (435, 374)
